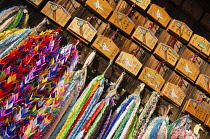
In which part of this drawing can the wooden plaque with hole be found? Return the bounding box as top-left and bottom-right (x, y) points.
(167, 19), (193, 43)
(160, 82), (186, 107)
(153, 43), (179, 67)
(67, 17), (97, 44)
(132, 26), (158, 51)
(85, 0), (113, 19)
(115, 51), (142, 76)
(92, 35), (119, 60)
(188, 34), (210, 58)
(126, 0), (150, 11)
(183, 99), (208, 122)
(147, 4), (171, 28)
(138, 67), (165, 91)
(204, 114), (210, 128)
(41, 1), (71, 27)
(175, 58), (200, 83)
(108, 11), (135, 35)
(26, 0), (45, 7)
(195, 74), (210, 94)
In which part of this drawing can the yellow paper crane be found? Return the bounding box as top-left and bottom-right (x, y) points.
(193, 124), (205, 138)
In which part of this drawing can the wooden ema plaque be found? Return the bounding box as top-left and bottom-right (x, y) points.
(92, 35), (119, 60)
(108, 12), (135, 35)
(85, 0), (113, 19)
(160, 82), (186, 107)
(67, 17), (97, 44)
(167, 19), (193, 43)
(126, 0), (150, 10)
(195, 74), (210, 93)
(26, 0), (44, 7)
(188, 34), (210, 58)
(138, 67), (165, 91)
(41, 1), (71, 27)
(147, 4), (171, 28)
(175, 58), (200, 83)
(153, 43), (179, 67)
(183, 99), (208, 122)
(204, 114), (210, 128)
(115, 51), (142, 76)
(132, 26), (158, 51)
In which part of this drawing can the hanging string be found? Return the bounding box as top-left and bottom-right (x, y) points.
(197, 93), (206, 103)
(169, 36), (177, 48)
(132, 47), (140, 58)
(74, 39), (82, 46)
(126, 4), (135, 16)
(87, 14), (95, 23)
(177, 77), (184, 87)
(190, 54), (198, 63)
(148, 22), (157, 30)
(156, 62), (165, 74)
(103, 60), (113, 75)
(163, 1), (168, 9)
(110, 29), (119, 40)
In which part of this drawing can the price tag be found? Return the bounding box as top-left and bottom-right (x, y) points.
(92, 35), (119, 60)
(109, 11), (135, 35)
(183, 99), (208, 122)
(126, 0), (150, 10)
(41, 1), (71, 27)
(85, 0), (113, 19)
(153, 43), (179, 67)
(147, 4), (171, 28)
(161, 82), (186, 107)
(188, 34), (210, 58)
(67, 17), (97, 44)
(195, 74), (210, 93)
(175, 58), (200, 83)
(132, 26), (158, 51)
(167, 19), (193, 43)
(115, 51), (142, 76)
(139, 67), (165, 91)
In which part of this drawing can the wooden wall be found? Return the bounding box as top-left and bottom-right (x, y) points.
(1, 0), (210, 138)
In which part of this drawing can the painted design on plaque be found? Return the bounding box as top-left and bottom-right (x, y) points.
(49, 2), (70, 21)
(183, 64), (192, 73)
(100, 42), (110, 52)
(197, 41), (207, 49)
(93, 0), (104, 10)
(170, 89), (178, 98)
(122, 58), (133, 67)
(144, 71), (161, 90)
(135, 0), (144, 3)
(75, 18), (96, 36)
(117, 12), (125, 28)
(155, 10), (163, 20)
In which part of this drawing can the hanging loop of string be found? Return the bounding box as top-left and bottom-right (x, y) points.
(74, 39), (81, 46)
(110, 29), (119, 40)
(87, 14), (95, 23)
(197, 93), (206, 103)
(148, 22), (157, 30)
(103, 60), (113, 75)
(177, 77), (185, 87)
(169, 36), (177, 47)
(126, 4), (135, 16)
(132, 47), (140, 57)
(156, 62), (165, 74)
(190, 54), (198, 63)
